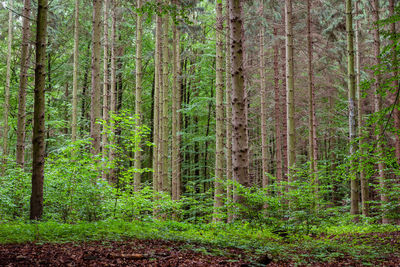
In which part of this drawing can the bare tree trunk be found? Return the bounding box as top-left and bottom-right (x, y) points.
(273, 27), (282, 184)
(285, 0), (295, 182)
(225, 0), (233, 223)
(372, 0), (389, 224)
(171, 0), (181, 201)
(71, 0), (79, 142)
(346, 0), (359, 218)
(355, 0), (368, 217)
(260, 6), (268, 188)
(102, 0), (110, 175)
(16, 0), (31, 169)
(229, 0), (249, 210)
(108, 0), (117, 183)
(281, 43), (288, 180)
(30, 0), (48, 220)
(213, 0), (225, 222)
(153, 4), (162, 192)
(90, 0), (103, 155)
(307, 0), (318, 183)
(161, 12), (169, 193)
(1, 0), (13, 175)
(133, 0), (144, 190)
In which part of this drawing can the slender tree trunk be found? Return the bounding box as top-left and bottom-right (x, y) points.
(355, 0), (369, 217)
(16, 0), (31, 169)
(171, 0), (181, 201)
(161, 12), (169, 193)
(64, 83), (70, 134)
(90, 0), (103, 155)
(153, 5), (162, 192)
(102, 0), (110, 172)
(1, 0), (13, 175)
(285, 0), (295, 182)
(80, 41), (91, 134)
(372, 0), (389, 224)
(72, 0), (79, 142)
(260, 9), (268, 188)
(281, 43), (288, 180)
(134, 0), (144, 191)
(225, 0), (233, 223)
(307, 0), (318, 182)
(346, 0), (359, 218)
(30, 0), (48, 220)
(229, 0), (249, 208)
(273, 27), (282, 184)
(108, 0), (118, 183)
(213, 0), (224, 222)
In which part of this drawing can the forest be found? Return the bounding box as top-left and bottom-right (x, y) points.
(0, 0), (400, 265)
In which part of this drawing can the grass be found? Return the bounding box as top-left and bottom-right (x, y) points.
(0, 219), (399, 265)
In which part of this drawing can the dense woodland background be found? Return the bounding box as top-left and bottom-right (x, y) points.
(0, 0), (399, 228)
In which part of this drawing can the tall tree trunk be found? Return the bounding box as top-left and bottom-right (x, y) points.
(102, 0), (110, 171)
(134, 0), (144, 191)
(273, 27), (283, 184)
(260, 6), (268, 188)
(355, 0), (368, 217)
(108, 0), (117, 183)
(307, 0), (318, 182)
(72, 0), (79, 142)
(213, 0), (224, 222)
(229, 0), (249, 209)
(285, 0), (295, 182)
(171, 0), (181, 201)
(346, 0), (359, 218)
(225, 0), (233, 223)
(153, 4), (162, 192)
(281, 43), (288, 180)
(16, 0), (31, 169)
(372, 0), (389, 224)
(30, 0), (48, 220)
(64, 83), (70, 134)
(90, 0), (103, 155)
(161, 12), (169, 193)
(1, 0), (13, 175)
(80, 41), (91, 135)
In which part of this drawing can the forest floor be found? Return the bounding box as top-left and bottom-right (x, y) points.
(0, 221), (400, 266)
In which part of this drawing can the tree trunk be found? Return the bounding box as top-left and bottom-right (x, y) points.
(102, 0), (110, 172)
(307, 0), (318, 183)
(213, 0), (225, 222)
(281, 43), (288, 181)
(30, 0), (48, 220)
(355, 0), (368, 217)
(225, 0), (233, 223)
(273, 27), (282, 184)
(372, 0), (389, 224)
(346, 0), (359, 218)
(161, 12), (169, 193)
(1, 0), (13, 175)
(71, 0), (79, 142)
(171, 0), (181, 201)
(90, 0), (103, 155)
(260, 7), (268, 188)
(134, 0), (144, 191)
(108, 0), (118, 183)
(285, 0), (295, 182)
(16, 0), (31, 169)
(229, 0), (249, 208)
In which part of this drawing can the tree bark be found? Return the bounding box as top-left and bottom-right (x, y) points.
(229, 0), (249, 208)
(1, 0), (13, 175)
(372, 0), (389, 224)
(355, 0), (369, 217)
(71, 0), (79, 142)
(134, 0), (144, 190)
(16, 0), (31, 169)
(161, 11), (169, 193)
(213, 0), (225, 222)
(346, 0), (359, 218)
(273, 27), (282, 184)
(260, 6), (268, 188)
(90, 0), (103, 155)
(225, 0), (233, 223)
(102, 0), (110, 170)
(30, 0), (48, 220)
(285, 0), (295, 182)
